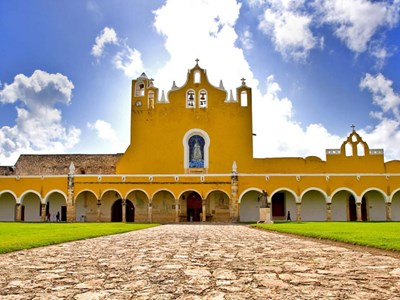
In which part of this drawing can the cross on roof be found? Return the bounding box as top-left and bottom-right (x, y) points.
(241, 78), (246, 86)
(351, 124), (356, 131)
(195, 58), (199, 65)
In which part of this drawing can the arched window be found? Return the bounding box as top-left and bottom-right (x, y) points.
(357, 143), (365, 156)
(240, 91), (248, 107)
(345, 142), (353, 157)
(188, 135), (205, 168)
(135, 82), (145, 97)
(183, 129), (210, 170)
(186, 90), (195, 108)
(199, 89), (207, 108)
(194, 70), (201, 84)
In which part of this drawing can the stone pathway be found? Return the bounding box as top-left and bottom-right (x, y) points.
(0, 224), (400, 299)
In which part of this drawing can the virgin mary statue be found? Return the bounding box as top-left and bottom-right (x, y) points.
(192, 139), (202, 161)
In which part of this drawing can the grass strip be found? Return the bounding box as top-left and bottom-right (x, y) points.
(0, 222), (159, 254)
(253, 222), (400, 252)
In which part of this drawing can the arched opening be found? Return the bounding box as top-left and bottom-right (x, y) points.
(183, 129), (210, 170)
(0, 192), (16, 221)
(362, 190), (385, 221)
(186, 192), (202, 222)
(126, 190), (149, 223)
(301, 190), (326, 221)
(152, 190), (175, 223)
(206, 190), (230, 222)
(111, 199), (135, 222)
(240, 91), (248, 107)
(357, 143), (365, 156)
(194, 70), (201, 84)
(345, 142), (353, 156)
(46, 192), (67, 222)
(75, 190), (98, 222)
(135, 82), (145, 96)
(21, 192), (41, 222)
(239, 190), (261, 222)
(392, 191), (400, 221)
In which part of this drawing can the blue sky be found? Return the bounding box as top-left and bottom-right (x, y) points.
(1, 0), (400, 166)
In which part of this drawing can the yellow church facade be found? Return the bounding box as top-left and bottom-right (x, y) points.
(1, 61), (400, 223)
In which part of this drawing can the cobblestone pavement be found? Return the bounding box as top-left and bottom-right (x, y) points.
(1, 224), (400, 300)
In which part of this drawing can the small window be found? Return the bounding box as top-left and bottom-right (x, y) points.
(345, 143), (353, 157)
(357, 143), (365, 156)
(148, 91), (154, 109)
(186, 90), (195, 108)
(199, 90), (207, 108)
(194, 71), (201, 84)
(240, 91), (248, 107)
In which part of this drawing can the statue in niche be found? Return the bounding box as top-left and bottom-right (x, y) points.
(193, 139), (202, 161)
(189, 135), (205, 168)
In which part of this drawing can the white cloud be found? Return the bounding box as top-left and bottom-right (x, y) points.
(87, 119), (118, 142)
(0, 70), (80, 165)
(91, 27), (144, 78)
(256, 0), (319, 61)
(153, 0), (252, 94)
(112, 47), (144, 78)
(315, 0), (400, 53)
(91, 27), (118, 58)
(253, 75), (342, 158)
(360, 73), (400, 118)
(239, 29), (253, 50)
(358, 73), (400, 161)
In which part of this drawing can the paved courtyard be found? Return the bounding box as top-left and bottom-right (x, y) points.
(0, 224), (400, 299)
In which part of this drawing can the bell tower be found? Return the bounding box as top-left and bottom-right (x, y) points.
(131, 72), (159, 111)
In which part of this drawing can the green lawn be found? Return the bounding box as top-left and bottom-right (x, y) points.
(253, 222), (400, 252)
(0, 222), (159, 254)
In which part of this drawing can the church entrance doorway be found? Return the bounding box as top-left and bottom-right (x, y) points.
(271, 192), (285, 220)
(187, 192), (202, 222)
(111, 199), (135, 222)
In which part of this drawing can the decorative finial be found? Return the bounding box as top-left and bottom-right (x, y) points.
(232, 161), (237, 174)
(241, 78), (246, 86)
(351, 124), (356, 131)
(171, 80), (178, 90)
(160, 90), (166, 102)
